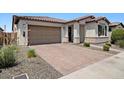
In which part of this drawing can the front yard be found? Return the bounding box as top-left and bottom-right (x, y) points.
(0, 46), (63, 79)
(0, 43), (119, 79)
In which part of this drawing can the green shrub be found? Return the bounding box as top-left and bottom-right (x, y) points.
(0, 46), (17, 69)
(27, 49), (36, 58)
(105, 41), (111, 47)
(9, 45), (17, 50)
(103, 44), (110, 51)
(111, 29), (124, 44)
(8, 45), (19, 52)
(83, 42), (90, 47)
(117, 40), (124, 48)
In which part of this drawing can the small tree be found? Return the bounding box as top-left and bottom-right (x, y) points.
(111, 29), (124, 44)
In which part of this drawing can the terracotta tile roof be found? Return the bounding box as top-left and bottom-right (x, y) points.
(13, 15), (96, 24)
(12, 15), (111, 29)
(86, 16), (110, 24)
(109, 22), (124, 27)
(13, 15), (67, 24)
(66, 15), (95, 23)
(74, 15), (95, 20)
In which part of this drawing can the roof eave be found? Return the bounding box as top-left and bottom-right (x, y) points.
(120, 23), (124, 27)
(0, 27), (4, 31)
(97, 17), (110, 24)
(65, 15), (95, 24)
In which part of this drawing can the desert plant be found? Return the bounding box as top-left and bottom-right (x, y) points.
(83, 42), (90, 47)
(27, 49), (36, 58)
(9, 45), (17, 50)
(105, 41), (111, 47)
(0, 46), (17, 69)
(117, 40), (124, 48)
(8, 44), (19, 52)
(111, 29), (124, 44)
(103, 44), (110, 51)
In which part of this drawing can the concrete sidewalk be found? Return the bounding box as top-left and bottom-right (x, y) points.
(61, 52), (124, 79)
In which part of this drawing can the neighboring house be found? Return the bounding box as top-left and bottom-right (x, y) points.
(12, 15), (110, 45)
(109, 22), (124, 31)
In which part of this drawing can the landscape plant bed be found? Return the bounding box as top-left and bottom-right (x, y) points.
(78, 44), (119, 55)
(93, 43), (124, 51)
(90, 46), (119, 55)
(0, 46), (63, 79)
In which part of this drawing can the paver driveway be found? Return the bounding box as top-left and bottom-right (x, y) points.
(31, 44), (112, 75)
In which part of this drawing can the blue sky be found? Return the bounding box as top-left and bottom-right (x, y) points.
(0, 13), (124, 32)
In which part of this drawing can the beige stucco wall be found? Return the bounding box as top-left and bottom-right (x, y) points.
(63, 22), (80, 44)
(73, 22), (80, 43)
(16, 20), (64, 45)
(25, 20), (63, 27)
(14, 18), (110, 45)
(85, 22), (98, 38)
(80, 24), (85, 43)
(85, 37), (109, 44)
(61, 25), (69, 43)
(16, 20), (28, 45)
(84, 20), (109, 43)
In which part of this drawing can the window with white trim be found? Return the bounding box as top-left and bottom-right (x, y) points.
(98, 23), (107, 36)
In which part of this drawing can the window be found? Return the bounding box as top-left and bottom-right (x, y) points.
(98, 23), (108, 36)
(109, 28), (112, 32)
(23, 31), (25, 37)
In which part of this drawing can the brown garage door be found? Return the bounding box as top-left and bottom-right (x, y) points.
(28, 25), (61, 45)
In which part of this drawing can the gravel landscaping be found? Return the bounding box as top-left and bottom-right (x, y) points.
(0, 46), (63, 79)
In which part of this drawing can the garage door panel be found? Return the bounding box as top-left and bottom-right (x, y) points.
(28, 25), (61, 45)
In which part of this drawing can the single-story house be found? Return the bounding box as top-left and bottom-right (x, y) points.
(109, 22), (124, 31)
(12, 15), (110, 45)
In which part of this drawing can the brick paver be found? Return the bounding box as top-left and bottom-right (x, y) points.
(61, 52), (124, 79)
(31, 44), (112, 75)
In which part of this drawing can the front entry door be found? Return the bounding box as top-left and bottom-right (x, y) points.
(68, 27), (73, 42)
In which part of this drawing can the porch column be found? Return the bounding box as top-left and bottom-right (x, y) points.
(73, 22), (80, 43)
(24, 23), (28, 45)
(61, 25), (68, 43)
(61, 26), (64, 43)
(17, 29), (20, 45)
